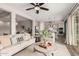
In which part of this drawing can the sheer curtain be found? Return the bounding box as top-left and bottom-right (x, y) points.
(71, 12), (79, 47)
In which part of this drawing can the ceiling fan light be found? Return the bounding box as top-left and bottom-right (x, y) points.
(35, 7), (40, 10)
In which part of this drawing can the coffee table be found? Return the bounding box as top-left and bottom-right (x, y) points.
(34, 43), (54, 56)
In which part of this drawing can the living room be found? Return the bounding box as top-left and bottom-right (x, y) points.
(0, 3), (79, 56)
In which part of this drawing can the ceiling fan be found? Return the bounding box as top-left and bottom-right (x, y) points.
(26, 3), (49, 14)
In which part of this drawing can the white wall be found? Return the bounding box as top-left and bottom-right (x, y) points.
(39, 22), (45, 31)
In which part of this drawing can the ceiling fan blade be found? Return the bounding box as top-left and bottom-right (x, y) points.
(40, 7), (49, 11)
(39, 3), (44, 6)
(26, 7), (34, 10)
(36, 10), (39, 14)
(30, 3), (36, 6)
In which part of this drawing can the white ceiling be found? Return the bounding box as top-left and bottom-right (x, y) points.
(1, 3), (76, 21)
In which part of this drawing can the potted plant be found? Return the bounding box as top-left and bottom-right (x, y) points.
(40, 30), (52, 48)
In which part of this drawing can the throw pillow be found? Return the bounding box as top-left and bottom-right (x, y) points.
(0, 35), (11, 48)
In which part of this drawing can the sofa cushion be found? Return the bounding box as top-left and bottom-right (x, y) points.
(0, 44), (3, 49)
(0, 35), (11, 48)
(23, 33), (31, 41)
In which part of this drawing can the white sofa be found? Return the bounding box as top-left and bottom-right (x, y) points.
(0, 33), (35, 56)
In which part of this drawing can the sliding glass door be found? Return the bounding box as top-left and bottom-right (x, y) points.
(71, 12), (79, 47)
(76, 13), (79, 48)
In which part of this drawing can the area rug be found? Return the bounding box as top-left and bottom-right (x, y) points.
(15, 42), (71, 56)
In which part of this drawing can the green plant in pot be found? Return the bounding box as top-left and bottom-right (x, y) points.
(40, 30), (52, 45)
